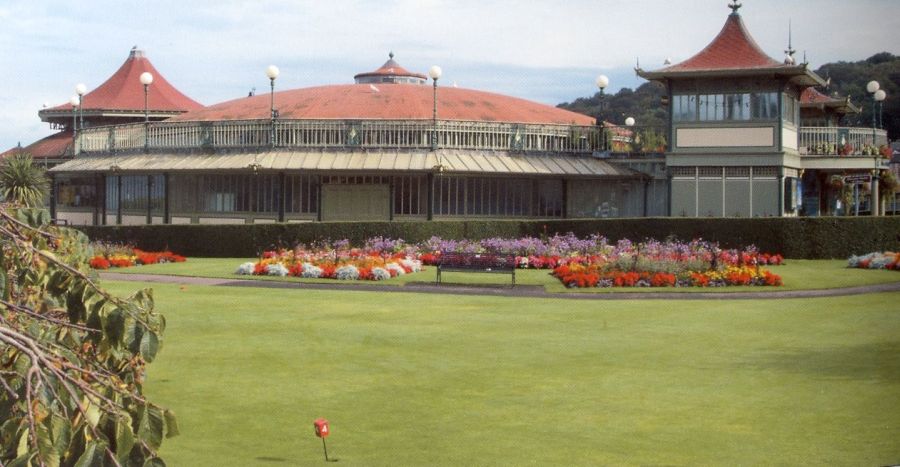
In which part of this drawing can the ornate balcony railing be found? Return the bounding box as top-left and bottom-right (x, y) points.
(74, 119), (623, 155)
(74, 119), (670, 156)
(799, 126), (889, 156)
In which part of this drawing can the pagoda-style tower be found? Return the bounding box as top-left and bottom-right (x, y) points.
(638, 2), (825, 217)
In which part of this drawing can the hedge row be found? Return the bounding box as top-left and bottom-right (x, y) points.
(75, 217), (900, 259)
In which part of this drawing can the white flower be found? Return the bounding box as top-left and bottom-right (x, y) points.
(385, 263), (405, 276)
(335, 265), (360, 280)
(301, 263), (323, 278)
(266, 263), (289, 276)
(399, 258), (422, 273)
(371, 267), (391, 280)
(235, 262), (256, 275)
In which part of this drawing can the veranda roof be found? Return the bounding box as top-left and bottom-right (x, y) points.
(49, 149), (639, 178)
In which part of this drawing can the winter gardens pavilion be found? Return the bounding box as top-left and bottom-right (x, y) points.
(7, 3), (890, 225)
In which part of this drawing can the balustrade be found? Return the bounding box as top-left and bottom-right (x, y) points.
(73, 119), (628, 155)
(799, 126), (889, 156)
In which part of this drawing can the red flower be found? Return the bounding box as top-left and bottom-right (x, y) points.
(89, 256), (110, 270)
(253, 262), (268, 275)
(650, 272), (676, 287)
(288, 263), (304, 277)
(690, 272), (710, 287)
(108, 258), (134, 268)
(419, 253), (439, 265)
(763, 271), (783, 286)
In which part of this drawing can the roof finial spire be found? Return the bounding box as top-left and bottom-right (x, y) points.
(728, 1), (742, 14)
(784, 19), (796, 64)
(389, 51), (394, 60)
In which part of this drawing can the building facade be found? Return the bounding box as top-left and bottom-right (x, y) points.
(637, 3), (890, 218)
(5, 3), (890, 224)
(45, 52), (663, 225)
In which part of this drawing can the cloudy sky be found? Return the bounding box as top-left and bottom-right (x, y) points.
(1, 0), (895, 151)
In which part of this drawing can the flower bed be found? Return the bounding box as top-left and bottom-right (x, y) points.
(848, 252), (900, 271)
(234, 235), (782, 287)
(89, 243), (186, 270)
(235, 240), (422, 280)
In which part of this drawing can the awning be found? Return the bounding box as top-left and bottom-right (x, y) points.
(49, 149), (640, 178)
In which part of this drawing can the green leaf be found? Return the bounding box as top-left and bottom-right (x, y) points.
(7, 452), (35, 467)
(73, 440), (107, 467)
(50, 413), (72, 456)
(16, 427), (29, 458)
(0, 266), (7, 301)
(115, 414), (135, 460)
(84, 398), (100, 428)
(163, 410), (179, 439)
(126, 321), (144, 354)
(140, 331), (160, 363)
(35, 420), (57, 467)
(137, 406), (164, 451)
(104, 308), (127, 346)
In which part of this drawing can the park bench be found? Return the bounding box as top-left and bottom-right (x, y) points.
(435, 252), (516, 286)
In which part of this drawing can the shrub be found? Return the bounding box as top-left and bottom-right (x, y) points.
(76, 217), (900, 259)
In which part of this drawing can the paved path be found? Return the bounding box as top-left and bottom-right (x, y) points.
(99, 272), (900, 300)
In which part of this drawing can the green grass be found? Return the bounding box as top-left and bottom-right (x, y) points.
(108, 258), (900, 293)
(102, 280), (900, 466)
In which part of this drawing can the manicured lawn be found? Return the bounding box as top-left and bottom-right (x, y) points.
(102, 280), (900, 466)
(107, 258), (900, 293)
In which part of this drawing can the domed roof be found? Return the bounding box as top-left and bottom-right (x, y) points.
(172, 83), (595, 125)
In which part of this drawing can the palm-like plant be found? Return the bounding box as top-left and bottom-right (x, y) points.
(0, 153), (50, 207)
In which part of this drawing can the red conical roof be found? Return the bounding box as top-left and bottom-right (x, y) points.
(43, 48), (202, 115)
(636, 9), (824, 87)
(663, 13), (782, 72)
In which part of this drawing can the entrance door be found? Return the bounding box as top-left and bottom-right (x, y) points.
(321, 184), (390, 221)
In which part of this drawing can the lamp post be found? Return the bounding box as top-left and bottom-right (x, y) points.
(867, 81), (886, 216)
(75, 83), (87, 132)
(428, 65), (442, 152)
(596, 75), (609, 150)
(625, 117), (636, 153)
(69, 95), (79, 154)
(140, 72), (154, 122)
(140, 72), (154, 152)
(266, 65), (279, 147)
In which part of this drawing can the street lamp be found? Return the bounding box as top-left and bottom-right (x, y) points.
(140, 72), (154, 123)
(867, 81), (886, 216)
(140, 72), (154, 152)
(266, 65), (279, 147)
(595, 74), (609, 97)
(874, 89), (886, 129)
(596, 75), (609, 150)
(69, 95), (79, 154)
(75, 83), (87, 132)
(625, 117), (637, 152)
(428, 65), (442, 152)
